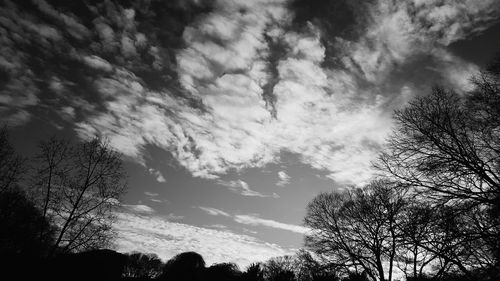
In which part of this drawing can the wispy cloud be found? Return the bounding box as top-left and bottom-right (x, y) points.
(148, 168), (166, 183)
(217, 180), (279, 198)
(144, 191), (168, 204)
(144, 191), (159, 197)
(276, 171), (290, 187)
(198, 206), (231, 217)
(123, 204), (155, 215)
(234, 214), (310, 235)
(197, 206), (308, 235)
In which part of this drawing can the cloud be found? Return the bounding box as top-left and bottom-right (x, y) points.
(123, 204), (155, 214)
(217, 180), (279, 198)
(113, 211), (293, 268)
(32, 0), (90, 39)
(82, 55), (114, 72)
(165, 213), (184, 221)
(234, 214), (310, 235)
(276, 171), (290, 187)
(198, 206), (231, 217)
(2, 0), (499, 186)
(148, 168), (166, 183)
(144, 191), (159, 197)
(73, 0), (499, 187)
(340, 0), (498, 85)
(197, 206), (307, 235)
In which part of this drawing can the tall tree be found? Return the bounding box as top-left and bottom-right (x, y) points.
(34, 137), (127, 254)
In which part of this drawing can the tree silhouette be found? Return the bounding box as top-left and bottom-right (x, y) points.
(0, 126), (24, 192)
(123, 252), (164, 279)
(0, 186), (53, 258)
(32, 137), (128, 254)
(242, 263), (265, 281)
(0, 186), (55, 280)
(394, 202), (451, 280)
(304, 180), (407, 281)
(376, 57), (500, 278)
(205, 262), (242, 281)
(161, 251), (205, 281)
(50, 249), (127, 281)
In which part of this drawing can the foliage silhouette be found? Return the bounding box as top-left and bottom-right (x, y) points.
(205, 262), (242, 281)
(242, 263), (265, 281)
(123, 252), (165, 279)
(0, 126), (24, 192)
(50, 249), (127, 281)
(160, 251), (206, 281)
(0, 186), (55, 279)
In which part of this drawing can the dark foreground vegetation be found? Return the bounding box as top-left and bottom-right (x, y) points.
(1, 57), (500, 280)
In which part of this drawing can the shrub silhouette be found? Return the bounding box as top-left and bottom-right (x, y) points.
(123, 252), (164, 279)
(50, 249), (127, 280)
(0, 186), (54, 279)
(161, 251), (206, 281)
(242, 263), (265, 281)
(0, 187), (53, 257)
(205, 262), (242, 281)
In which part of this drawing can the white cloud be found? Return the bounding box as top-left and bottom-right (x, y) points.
(198, 206), (231, 217)
(197, 206), (307, 235)
(217, 180), (279, 198)
(165, 213), (184, 221)
(123, 204), (155, 214)
(234, 214), (310, 235)
(73, 0), (499, 187)
(82, 55), (113, 72)
(113, 211), (292, 268)
(144, 191), (159, 197)
(148, 168), (166, 183)
(33, 0), (90, 39)
(342, 0), (499, 84)
(276, 171), (290, 187)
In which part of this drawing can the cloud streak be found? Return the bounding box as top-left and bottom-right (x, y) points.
(217, 180), (279, 198)
(198, 206), (231, 217)
(234, 214), (310, 235)
(198, 206), (308, 235)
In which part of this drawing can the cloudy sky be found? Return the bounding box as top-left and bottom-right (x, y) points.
(1, 0), (500, 268)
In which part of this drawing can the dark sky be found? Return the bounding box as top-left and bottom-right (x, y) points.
(1, 0), (499, 267)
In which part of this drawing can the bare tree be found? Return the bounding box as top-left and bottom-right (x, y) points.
(304, 180), (407, 281)
(376, 58), (500, 277)
(33, 137), (127, 254)
(0, 126), (24, 192)
(377, 87), (499, 206)
(33, 137), (70, 242)
(395, 202), (453, 280)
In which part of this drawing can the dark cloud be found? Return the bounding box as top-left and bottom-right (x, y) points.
(0, 0), (214, 126)
(261, 32), (289, 118)
(449, 20), (500, 67)
(288, 0), (370, 68)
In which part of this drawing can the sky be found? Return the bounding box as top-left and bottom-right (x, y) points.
(1, 0), (500, 268)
